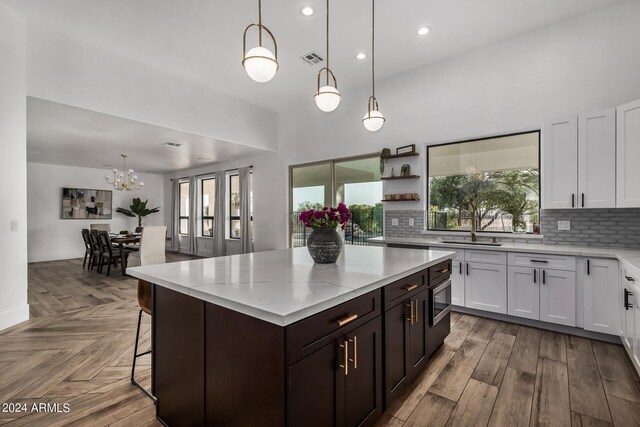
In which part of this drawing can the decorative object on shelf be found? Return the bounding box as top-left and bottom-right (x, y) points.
(61, 188), (112, 219)
(242, 0), (279, 83)
(390, 167), (395, 177)
(299, 203), (350, 263)
(396, 144), (416, 155)
(400, 164), (410, 176)
(314, 0), (341, 112)
(116, 197), (160, 228)
(105, 154), (144, 191)
(380, 148), (391, 173)
(362, 0), (385, 132)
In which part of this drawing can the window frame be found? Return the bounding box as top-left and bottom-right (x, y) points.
(178, 181), (190, 235)
(425, 130), (541, 234)
(201, 177), (215, 237)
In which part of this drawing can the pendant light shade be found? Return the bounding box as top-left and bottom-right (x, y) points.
(315, 0), (341, 112)
(242, 0), (279, 83)
(363, 0), (385, 131)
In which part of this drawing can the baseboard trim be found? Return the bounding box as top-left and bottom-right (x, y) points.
(452, 306), (621, 344)
(0, 304), (30, 332)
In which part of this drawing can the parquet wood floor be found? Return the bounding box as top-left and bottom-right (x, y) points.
(2, 256), (639, 426)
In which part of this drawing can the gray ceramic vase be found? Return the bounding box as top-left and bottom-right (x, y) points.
(307, 228), (343, 263)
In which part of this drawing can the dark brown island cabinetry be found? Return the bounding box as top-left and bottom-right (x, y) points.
(152, 261), (451, 427)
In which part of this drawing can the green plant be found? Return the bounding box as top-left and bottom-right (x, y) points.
(380, 148), (391, 174)
(116, 198), (160, 228)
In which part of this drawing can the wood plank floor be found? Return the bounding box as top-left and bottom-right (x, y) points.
(2, 257), (639, 426)
(379, 312), (640, 427)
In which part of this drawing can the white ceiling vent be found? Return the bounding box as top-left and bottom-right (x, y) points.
(300, 52), (323, 65)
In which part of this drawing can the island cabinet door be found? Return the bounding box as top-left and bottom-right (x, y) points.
(288, 317), (383, 427)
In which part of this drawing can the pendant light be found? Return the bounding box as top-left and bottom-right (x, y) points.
(242, 0), (279, 83)
(362, 0), (385, 132)
(314, 0), (341, 112)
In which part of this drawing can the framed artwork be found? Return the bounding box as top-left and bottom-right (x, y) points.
(61, 188), (113, 219)
(396, 144), (416, 155)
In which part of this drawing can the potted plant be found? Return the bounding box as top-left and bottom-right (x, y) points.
(299, 203), (351, 263)
(116, 198), (160, 230)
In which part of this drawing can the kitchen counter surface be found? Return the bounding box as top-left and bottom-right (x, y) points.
(368, 236), (640, 275)
(127, 245), (454, 326)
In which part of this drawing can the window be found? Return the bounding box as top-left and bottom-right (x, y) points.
(202, 178), (215, 237)
(228, 174), (252, 239)
(289, 155), (383, 247)
(427, 131), (540, 233)
(179, 181), (190, 235)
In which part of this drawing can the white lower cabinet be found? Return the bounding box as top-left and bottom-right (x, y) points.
(451, 260), (465, 306)
(508, 266), (576, 326)
(582, 258), (620, 334)
(508, 266), (540, 320)
(540, 269), (576, 327)
(465, 262), (507, 314)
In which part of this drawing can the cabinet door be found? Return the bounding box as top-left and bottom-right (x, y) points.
(542, 116), (578, 209)
(384, 301), (409, 405)
(508, 266), (540, 320)
(635, 290), (640, 368)
(344, 317), (383, 427)
(451, 260), (465, 306)
(578, 109), (616, 208)
(408, 289), (429, 376)
(617, 99), (640, 207)
(288, 339), (344, 427)
(540, 269), (576, 326)
(465, 262), (507, 314)
(582, 258), (620, 334)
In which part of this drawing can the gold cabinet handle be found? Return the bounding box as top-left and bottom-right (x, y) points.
(406, 301), (416, 325)
(339, 340), (349, 376)
(336, 314), (358, 327)
(405, 284), (418, 292)
(352, 336), (358, 369)
(439, 268), (449, 274)
(414, 299), (419, 323)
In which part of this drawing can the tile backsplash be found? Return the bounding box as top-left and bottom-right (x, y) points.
(384, 209), (640, 249)
(540, 208), (640, 249)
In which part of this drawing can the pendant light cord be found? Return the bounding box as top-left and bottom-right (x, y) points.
(371, 0), (375, 99)
(326, 0), (330, 85)
(258, 0), (263, 46)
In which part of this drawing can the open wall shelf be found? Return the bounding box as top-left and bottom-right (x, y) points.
(380, 175), (420, 181)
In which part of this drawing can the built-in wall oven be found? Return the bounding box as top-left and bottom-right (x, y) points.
(427, 259), (452, 356)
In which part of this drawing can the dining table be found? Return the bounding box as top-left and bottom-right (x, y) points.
(110, 234), (141, 275)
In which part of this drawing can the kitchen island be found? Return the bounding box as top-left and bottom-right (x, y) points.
(128, 245), (454, 427)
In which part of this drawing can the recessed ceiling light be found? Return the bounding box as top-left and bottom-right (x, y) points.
(416, 26), (431, 36)
(300, 6), (315, 16)
(164, 142), (183, 147)
(355, 52), (367, 60)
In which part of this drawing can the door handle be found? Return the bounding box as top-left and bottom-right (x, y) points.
(624, 289), (633, 310)
(339, 340), (349, 376)
(348, 336), (357, 369)
(587, 259), (590, 275)
(406, 301), (415, 325)
(625, 276), (636, 282)
(542, 270), (546, 285)
(459, 262), (462, 275)
(581, 193), (585, 208)
(466, 263), (469, 276)
(530, 259), (549, 264)
(571, 193), (575, 208)
(533, 269), (537, 284)
(414, 299), (419, 323)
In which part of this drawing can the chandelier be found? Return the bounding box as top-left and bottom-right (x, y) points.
(363, 0), (385, 132)
(105, 154), (144, 191)
(242, 0), (279, 83)
(314, 0), (341, 112)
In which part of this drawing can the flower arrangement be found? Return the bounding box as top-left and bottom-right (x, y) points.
(299, 203), (351, 230)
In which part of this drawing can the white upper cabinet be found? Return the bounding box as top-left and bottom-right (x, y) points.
(617, 99), (640, 207)
(542, 117), (578, 209)
(578, 109), (616, 208)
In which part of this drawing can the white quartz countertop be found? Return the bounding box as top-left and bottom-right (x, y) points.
(127, 246), (454, 326)
(368, 236), (640, 275)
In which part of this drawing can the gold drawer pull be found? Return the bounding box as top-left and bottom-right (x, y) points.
(439, 268), (449, 274)
(405, 284), (418, 292)
(337, 314), (358, 327)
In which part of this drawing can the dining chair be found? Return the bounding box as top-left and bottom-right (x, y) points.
(131, 279), (156, 402)
(81, 229), (92, 269)
(127, 226), (167, 268)
(88, 231), (102, 271)
(97, 230), (129, 276)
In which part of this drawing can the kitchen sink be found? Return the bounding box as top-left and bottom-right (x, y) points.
(439, 240), (503, 247)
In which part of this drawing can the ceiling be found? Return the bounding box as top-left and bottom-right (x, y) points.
(27, 97), (269, 173)
(6, 0), (625, 113)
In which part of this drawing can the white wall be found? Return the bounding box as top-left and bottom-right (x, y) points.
(25, 24), (278, 152)
(27, 162), (165, 262)
(0, 3), (28, 330)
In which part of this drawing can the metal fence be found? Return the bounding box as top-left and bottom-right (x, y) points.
(292, 207), (383, 247)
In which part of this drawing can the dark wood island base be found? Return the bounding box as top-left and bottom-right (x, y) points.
(151, 260), (452, 427)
